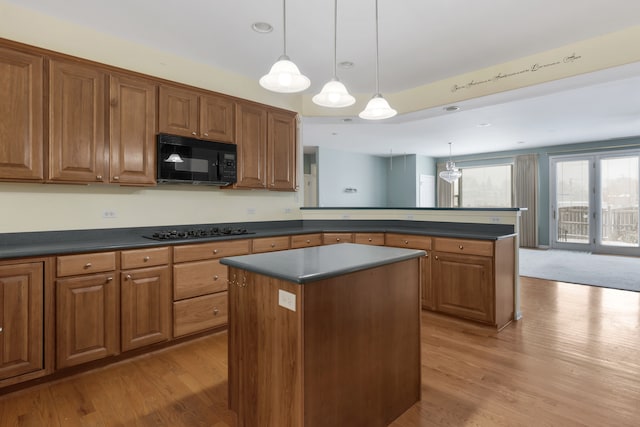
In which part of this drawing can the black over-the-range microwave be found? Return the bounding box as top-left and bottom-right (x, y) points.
(156, 133), (237, 186)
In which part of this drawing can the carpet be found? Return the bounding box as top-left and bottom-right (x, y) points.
(519, 248), (640, 292)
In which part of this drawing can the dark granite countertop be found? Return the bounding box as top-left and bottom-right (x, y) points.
(0, 219), (516, 260)
(220, 243), (425, 284)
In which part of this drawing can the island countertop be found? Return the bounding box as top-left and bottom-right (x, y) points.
(220, 243), (425, 284)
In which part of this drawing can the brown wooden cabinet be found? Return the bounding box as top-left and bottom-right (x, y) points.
(354, 232), (385, 245)
(120, 265), (171, 352)
(322, 232), (354, 245)
(109, 73), (157, 185)
(49, 58), (107, 183)
(267, 110), (297, 191)
(55, 252), (119, 369)
(159, 85), (235, 142)
(172, 239), (250, 337)
(290, 233), (323, 248)
(0, 47), (44, 181)
(235, 102), (297, 191)
(251, 236), (290, 253)
(385, 233), (434, 310)
(432, 237), (515, 329)
(0, 262), (44, 381)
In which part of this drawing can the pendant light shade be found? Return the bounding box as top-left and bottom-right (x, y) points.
(359, 0), (396, 120)
(312, 0), (355, 108)
(260, 0), (310, 93)
(439, 142), (462, 183)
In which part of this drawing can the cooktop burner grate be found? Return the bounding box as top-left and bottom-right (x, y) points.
(143, 227), (254, 241)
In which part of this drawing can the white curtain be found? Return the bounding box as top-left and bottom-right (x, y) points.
(514, 154), (538, 248)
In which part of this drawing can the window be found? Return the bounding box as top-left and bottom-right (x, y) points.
(455, 164), (513, 207)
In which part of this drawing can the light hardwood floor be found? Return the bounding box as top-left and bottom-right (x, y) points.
(1, 277), (639, 426)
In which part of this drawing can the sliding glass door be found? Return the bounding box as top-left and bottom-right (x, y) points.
(550, 151), (639, 255)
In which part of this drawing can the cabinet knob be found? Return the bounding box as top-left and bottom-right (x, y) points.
(191, 131), (197, 136)
(213, 249), (218, 254)
(96, 175), (102, 180)
(106, 277), (113, 282)
(336, 238), (341, 242)
(368, 238), (373, 242)
(84, 262), (92, 269)
(213, 308), (219, 315)
(306, 239), (310, 243)
(0, 327), (3, 333)
(213, 275), (219, 281)
(113, 176), (119, 181)
(435, 255), (439, 260)
(425, 253), (429, 258)
(229, 273), (237, 286)
(403, 240), (409, 244)
(204, 132), (209, 137)
(125, 274), (132, 280)
(270, 243), (276, 248)
(459, 245), (464, 250)
(143, 256), (150, 262)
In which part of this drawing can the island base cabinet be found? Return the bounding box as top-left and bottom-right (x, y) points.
(228, 258), (421, 427)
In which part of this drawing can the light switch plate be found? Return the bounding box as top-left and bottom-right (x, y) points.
(278, 289), (296, 312)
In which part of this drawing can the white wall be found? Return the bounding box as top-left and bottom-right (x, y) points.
(317, 147), (388, 207)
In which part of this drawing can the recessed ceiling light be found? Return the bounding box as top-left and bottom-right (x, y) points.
(477, 122), (491, 127)
(517, 141), (526, 144)
(338, 61), (354, 69)
(331, 132), (338, 136)
(252, 22), (273, 33)
(444, 105), (460, 112)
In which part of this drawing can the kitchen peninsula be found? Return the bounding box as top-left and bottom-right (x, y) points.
(220, 243), (425, 427)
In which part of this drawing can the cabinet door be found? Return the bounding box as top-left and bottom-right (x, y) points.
(421, 255), (435, 310)
(49, 59), (107, 183)
(267, 110), (297, 191)
(235, 102), (267, 188)
(433, 252), (494, 323)
(56, 273), (119, 369)
(121, 266), (171, 352)
(109, 74), (157, 185)
(200, 94), (235, 142)
(0, 262), (43, 380)
(158, 85), (199, 138)
(0, 47), (43, 181)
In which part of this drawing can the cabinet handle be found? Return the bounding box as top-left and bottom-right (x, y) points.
(459, 245), (464, 250)
(425, 253), (429, 258)
(106, 276), (113, 282)
(96, 175), (102, 180)
(270, 243), (276, 248)
(336, 238), (341, 242)
(306, 239), (310, 243)
(368, 238), (373, 242)
(213, 308), (219, 315)
(403, 240), (409, 244)
(84, 262), (92, 269)
(229, 273), (237, 286)
(213, 275), (219, 281)
(213, 249), (218, 254)
(143, 256), (150, 262)
(125, 274), (132, 280)
(113, 176), (119, 181)
(191, 131), (197, 135)
(0, 327), (3, 333)
(203, 132), (209, 137)
(435, 255), (439, 260)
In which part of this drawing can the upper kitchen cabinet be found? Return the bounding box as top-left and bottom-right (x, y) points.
(48, 58), (107, 183)
(267, 109), (297, 191)
(158, 85), (235, 143)
(109, 73), (157, 185)
(235, 102), (298, 191)
(0, 47), (44, 181)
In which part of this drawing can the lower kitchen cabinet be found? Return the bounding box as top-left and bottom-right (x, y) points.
(121, 265), (171, 352)
(0, 261), (44, 381)
(56, 273), (119, 369)
(385, 233), (434, 310)
(174, 292), (228, 337)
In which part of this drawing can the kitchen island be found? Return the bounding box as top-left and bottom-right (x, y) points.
(221, 243), (425, 427)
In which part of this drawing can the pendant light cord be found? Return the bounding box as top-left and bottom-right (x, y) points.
(283, 0), (287, 57)
(333, 0), (337, 78)
(374, 0), (380, 94)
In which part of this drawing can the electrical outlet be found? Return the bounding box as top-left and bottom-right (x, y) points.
(341, 214), (350, 219)
(284, 208), (292, 214)
(247, 208), (256, 215)
(102, 210), (117, 219)
(278, 289), (296, 311)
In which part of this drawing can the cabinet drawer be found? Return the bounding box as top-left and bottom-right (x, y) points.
(173, 292), (228, 337)
(354, 233), (385, 246)
(121, 247), (169, 269)
(56, 252), (116, 277)
(173, 239), (250, 263)
(173, 259), (227, 300)
(252, 236), (290, 253)
(322, 233), (353, 245)
(385, 233), (431, 250)
(290, 233), (323, 248)
(434, 237), (493, 257)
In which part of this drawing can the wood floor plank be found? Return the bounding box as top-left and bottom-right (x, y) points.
(0, 277), (638, 426)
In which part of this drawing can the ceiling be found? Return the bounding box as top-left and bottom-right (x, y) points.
(9, 0), (640, 158)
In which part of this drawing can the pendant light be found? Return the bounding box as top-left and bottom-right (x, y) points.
(439, 142), (462, 183)
(359, 0), (397, 120)
(312, 0), (355, 108)
(259, 0), (310, 93)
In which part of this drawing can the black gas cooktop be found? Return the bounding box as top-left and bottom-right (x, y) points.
(144, 227), (254, 241)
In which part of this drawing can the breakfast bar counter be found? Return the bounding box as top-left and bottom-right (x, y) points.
(221, 243), (425, 427)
